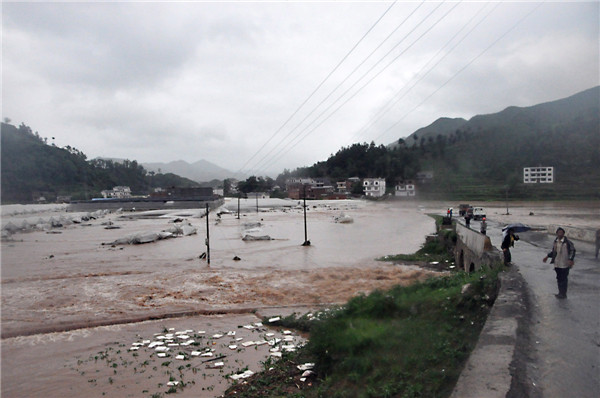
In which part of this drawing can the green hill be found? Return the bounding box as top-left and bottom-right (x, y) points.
(287, 86), (600, 200)
(0, 122), (200, 204)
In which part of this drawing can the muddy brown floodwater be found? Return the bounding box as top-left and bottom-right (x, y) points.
(1, 200), (439, 397)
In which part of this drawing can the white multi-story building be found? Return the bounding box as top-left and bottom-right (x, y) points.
(101, 186), (132, 198)
(363, 178), (386, 197)
(395, 180), (416, 197)
(524, 167), (554, 183)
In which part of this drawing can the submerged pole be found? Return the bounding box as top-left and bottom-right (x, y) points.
(302, 185), (310, 246)
(237, 193), (240, 219)
(206, 203), (210, 266)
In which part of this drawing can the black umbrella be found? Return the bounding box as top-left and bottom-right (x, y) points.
(502, 223), (531, 234)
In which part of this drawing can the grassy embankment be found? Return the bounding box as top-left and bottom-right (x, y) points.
(224, 217), (503, 398)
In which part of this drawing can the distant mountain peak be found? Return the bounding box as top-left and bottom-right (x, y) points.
(142, 159), (246, 183)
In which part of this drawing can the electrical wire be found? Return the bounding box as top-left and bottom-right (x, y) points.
(241, 1), (427, 174)
(237, 1), (397, 174)
(254, 2), (461, 174)
(351, 1), (500, 144)
(371, 1), (545, 144)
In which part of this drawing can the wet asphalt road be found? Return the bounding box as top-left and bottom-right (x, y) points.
(485, 222), (600, 398)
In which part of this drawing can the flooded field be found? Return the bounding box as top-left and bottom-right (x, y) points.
(2, 198), (598, 397)
(1, 199), (438, 397)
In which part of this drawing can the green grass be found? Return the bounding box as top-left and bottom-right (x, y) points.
(225, 267), (502, 398)
(378, 226), (457, 264)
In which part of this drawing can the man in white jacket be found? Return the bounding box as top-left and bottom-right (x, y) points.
(543, 227), (576, 299)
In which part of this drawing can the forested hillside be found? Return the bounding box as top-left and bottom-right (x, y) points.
(0, 123), (200, 204)
(285, 86), (600, 200)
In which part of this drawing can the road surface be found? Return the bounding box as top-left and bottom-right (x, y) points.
(485, 221), (600, 398)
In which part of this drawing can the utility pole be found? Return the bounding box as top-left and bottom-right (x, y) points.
(237, 193), (240, 220)
(205, 203), (210, 266)
(302, 184), (310, 246)
(256, 193), (259, 214)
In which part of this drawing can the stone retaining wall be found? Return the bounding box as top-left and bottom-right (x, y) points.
(454, 222), (502, 272)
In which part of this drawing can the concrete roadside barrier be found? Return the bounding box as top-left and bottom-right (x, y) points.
(450, 266), (529, 398)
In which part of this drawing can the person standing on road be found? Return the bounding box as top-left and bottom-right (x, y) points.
(501, 228), (519, 265)
(543, 227), (576, 299)
(480, 217), (487, 235)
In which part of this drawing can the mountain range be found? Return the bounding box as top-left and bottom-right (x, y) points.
(142, 159), (246, 183)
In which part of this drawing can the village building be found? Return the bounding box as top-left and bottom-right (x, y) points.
(362, 178), (386, 197)
(395, 180), (416, 197)
(101, 186), (132, 199)
(523, 166), (554, 183)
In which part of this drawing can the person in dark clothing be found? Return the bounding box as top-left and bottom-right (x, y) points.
(543, 227), (576, 299)
(501, 228), (519, 265)
(480, 217), (487, 235)
(464, 215), (471, 228)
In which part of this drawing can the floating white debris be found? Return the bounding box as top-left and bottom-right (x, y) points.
(175, 331), (186, 335)
(227, 331), (236, 336)
(267, 338), (282, 346)
(157, 353), (167, 358)
(297, 363), (315, 371)
(155, 336), (166, 340)
(230, 370), (254, 380)
(132, 342), (143, 347)
(268, 317), (281, 323)
(148, 341), (164, 348)
(155, 346), (170, 352)
(265, 332), (275, 337)
(166, 381), (179, 386)
(243, 325), (254, 330)
(175, 355), (185, 360)
(129, 347), (139, 351)
(229, 345), (238, 350)
(302, 370), (313, 377)
(185, 329), (194, 333)
(300, 377), (307, 382)
(200, 352), (213, 357)
(197, 330), (206, 334)
(168, 328), (175, 331)
(281, 345), (296, 352)
(254, 322), (263, 327)
(449, 265), (456, 269)
(283, 330), (292, 335)
(191, 351), (202, 356)
(283, 336), (294, 342)
(180, 340), (194, 346)
(178, 335), (190, 339)
(270, 352), (282, 358)
(165, 334), (174, 338)
(242, 341), (255, 347)
(212, 334), (223, 339)
(236, 337), (243, 341)
(430, 261), (439, 265)
(167, 343), (180, 347)
(269, 347), (280, 352)
(255, 341), (268, 346)
(142, 340), (150, 344)
(208, 362), (224, 369)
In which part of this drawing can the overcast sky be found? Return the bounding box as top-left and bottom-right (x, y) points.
(3, 1), (598, 176)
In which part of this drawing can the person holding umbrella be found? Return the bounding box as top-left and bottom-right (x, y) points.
(543, 227), (576, 299)
(501, 228), (519, 265)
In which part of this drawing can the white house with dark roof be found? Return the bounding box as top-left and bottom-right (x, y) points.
(362, 178), (386, 197)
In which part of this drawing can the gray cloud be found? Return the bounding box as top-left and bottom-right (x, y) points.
(2, 1), (598, 176)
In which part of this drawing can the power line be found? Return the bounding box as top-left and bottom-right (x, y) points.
(351, 1), (499, 144)
(372, 1), (545, 144)
(243, 1), (426, 174)
(255, 2), (461, 174)
(237, 1), (397, 175)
